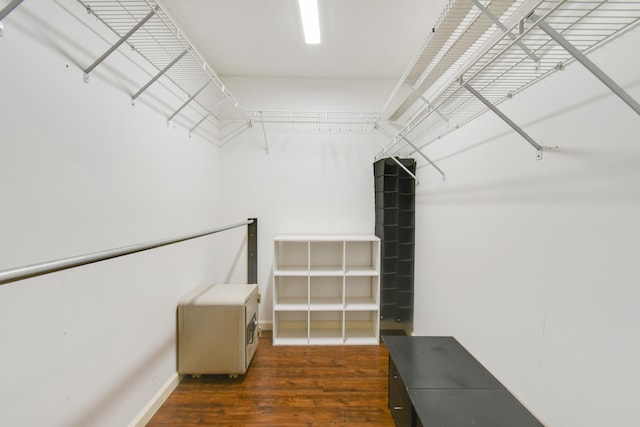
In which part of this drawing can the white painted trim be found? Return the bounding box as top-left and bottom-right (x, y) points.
(128, 372), (182, 427)
(259, 320), (273, 331)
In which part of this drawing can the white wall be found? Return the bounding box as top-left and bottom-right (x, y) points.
(412, 25), (640, 426)
(4, 1), (639, 426)
(0, 1), (245, 426)
(218, 76), (393, 320)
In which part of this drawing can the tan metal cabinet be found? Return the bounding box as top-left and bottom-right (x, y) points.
(178, 283), (259, 377)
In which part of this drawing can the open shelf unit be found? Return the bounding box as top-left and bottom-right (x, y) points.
(377, 0), (640, 171)
(273, 235), (380, 345)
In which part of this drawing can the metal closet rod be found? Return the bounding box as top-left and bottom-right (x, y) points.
(0, 0), (23, 21)
(0, 219), (254, 286)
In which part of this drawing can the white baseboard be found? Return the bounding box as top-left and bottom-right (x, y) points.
(259, 320), (272, 331)
(128, 372), (182, 427)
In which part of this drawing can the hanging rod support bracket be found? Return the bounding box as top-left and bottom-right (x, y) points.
(530, 14), (640, 116)
(404, 83), (449, 125)
(389, 156), (419, 186)
(189, 113), (212, 137)
(168, 81), (212, 124)
(259, 112), (270, 154)
(400, 135), (445, 180)
(83, 6), (158, 82)
(464, 82), (543, 155)
(132, 49), (188, 102)
(469, 0), (539, 65)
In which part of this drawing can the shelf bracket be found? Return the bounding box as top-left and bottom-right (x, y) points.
(188, 113), (212, 137)
(131, 49), (188, 103)
(259, 112), (270, 154)
(389, 156), (420, 185)
(400, 135), (446, 180)
(83, 6), (158, 83)
(168, 81), (213, 125)
(470, 0), (539, 66)
(464, 82), (543, 159)
(377, 124), (445, 180)
(404, 83), (449, 125)
(529, 14), (640, 117)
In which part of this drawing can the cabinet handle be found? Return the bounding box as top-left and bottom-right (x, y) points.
(393, 406), (404, 410)
(393, 375), (399, 379)
(246, 314), (258, 344)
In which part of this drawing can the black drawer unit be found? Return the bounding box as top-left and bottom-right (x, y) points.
(383, 336), (544, 427)
(388, 357), (415, 427)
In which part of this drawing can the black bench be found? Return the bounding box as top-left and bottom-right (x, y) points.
(383, 336), (544, 427)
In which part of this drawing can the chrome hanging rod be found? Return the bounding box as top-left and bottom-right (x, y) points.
(0, 0), (23, 21)
(0, 219), (254, 286)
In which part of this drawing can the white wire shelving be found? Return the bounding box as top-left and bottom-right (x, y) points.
(248, 111), (379, 128)
(376, 0), (640, 176)
(245, 111), (380, 153)
(77, 0), (251, 144)
(5, 0), (638, 153)
(72, 1), (385, 143)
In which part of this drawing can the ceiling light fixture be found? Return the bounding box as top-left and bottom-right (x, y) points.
(298, 0), (321, 44)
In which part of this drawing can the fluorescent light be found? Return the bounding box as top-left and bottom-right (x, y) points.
(298, 0), (321, 44)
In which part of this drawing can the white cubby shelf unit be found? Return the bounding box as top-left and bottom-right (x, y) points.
(272, 235), (381, 345)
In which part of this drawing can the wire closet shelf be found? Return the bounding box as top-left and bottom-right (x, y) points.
(248, 111), (380, 131)
(77, 0), (250, 143)
(376, 0), (640, 164)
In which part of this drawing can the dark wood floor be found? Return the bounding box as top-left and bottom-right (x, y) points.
(147, 330), (396, 426)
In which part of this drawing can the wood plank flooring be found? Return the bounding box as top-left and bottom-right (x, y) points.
(147, 330), (396, 426)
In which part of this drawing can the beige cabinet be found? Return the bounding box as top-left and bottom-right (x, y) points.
(178, 283), (259, 377)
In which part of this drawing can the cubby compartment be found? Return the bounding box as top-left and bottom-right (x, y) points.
(273, 311), (308, 345)
(376, 225), (398, 242)
(345, 311), (378, 345)
(345, 276), (378, 310)
(273, 276), (308, 309)
(274, 240), (308, 272)
(381, 208), (398, 226)
(398, 226), (414, 243)
(309, 311), (343, 345)
(310, 276), (343, 309)
(345, 240), (379, 274)
(398, 242), (413, 261)
(309, 240), (344, 272)
(398, 211), (414, 227)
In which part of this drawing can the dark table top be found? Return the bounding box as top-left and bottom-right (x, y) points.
(382, 336), (503, 390)
(382, 336), (544, 427)
(409, 388), (543, 427)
